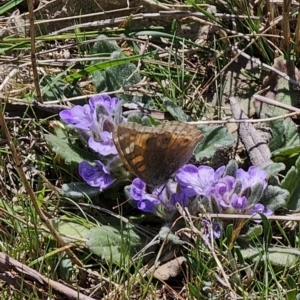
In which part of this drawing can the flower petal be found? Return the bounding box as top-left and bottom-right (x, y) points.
(59, 104), (92, 130)
(78, 160), (115, 190)
(88, 132), (118, 156)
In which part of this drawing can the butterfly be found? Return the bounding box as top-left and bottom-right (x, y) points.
(113, 121), (204, 189)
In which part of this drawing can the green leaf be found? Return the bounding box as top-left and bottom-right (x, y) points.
(92, 35), (121, 54)
(127, 114), (143, 124)
(262, 162), (286, 178)
(61, 182), (100, 199)
(45, 133), (97, 165)
(272, 145), (300, 161)
(225, 223), (234, 241)
(248, 182), (265, 205)
(0, 0), (23, 14)
(92, 51), (145, 103)
(67, 51), (154, 81)
(238, 225), (263, 242)
(40, 76), (82, 102)
(163, 97), (188, 122)
(261, 213), (272, 249)
(158, 226), (184, 245)
(49, 219), (89, 243)
(240, 247), (300, 268)
(270, 118), (300, 162)
(141, 116), (154, 126)
(282, 155), (300, 210)
(260, 185), (288, 211)
(59, 254), (73, 283)
(86, 225), (141, 264)
(286, 275), (298, 300)
(194, 126), (235, 160)
(223, 160), (238, 177)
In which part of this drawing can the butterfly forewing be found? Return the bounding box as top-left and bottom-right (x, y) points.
(113, 121), (204, 188)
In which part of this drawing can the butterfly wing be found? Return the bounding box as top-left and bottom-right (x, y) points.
(113, 122), (151, 181)
(113, 121), (204, 188)
(142, 122), (204, 187)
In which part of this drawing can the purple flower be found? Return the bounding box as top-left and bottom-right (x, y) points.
(210, 174), (270, 214)
(211, 176), (236, 208)
(78, 160), (115, 190)
(129, 178), (196, 218)
(210, 176), (248, 213)
(88, 131), (118, 156)
(59, 94), (121, 138)
(231, 194), (247, 209)
(89, 94), (120, 117)
(130, 178), (160, 212)
(202, 219), (221, 240)
(59, 104), (93, 131)
(170, 192), (189, 207)
(236, 166), (268, 192)
(247, 203), (273, 216)
(176, 164), (225, 197)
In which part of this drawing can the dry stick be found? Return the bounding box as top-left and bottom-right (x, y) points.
(27, 0), (43, 103)
(295, 4), (300, 55)
(195, 14), (288, 97)
(230, 96), (273, 168)
(282, 0), (292, 53)
(0, 106), (86, 283)
(233, 46), (300, 87)
(0, 62), (31, 92)
(254, 94), (300, 113)
(49, 11), (258, 37)
(177, 205), (237, 299)
(16, 10), (263, 31)
(208, 213), (300, 221)
(0, 252), (95, 300)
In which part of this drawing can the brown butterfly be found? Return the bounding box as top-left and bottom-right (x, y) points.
(113, 121), (204, 189)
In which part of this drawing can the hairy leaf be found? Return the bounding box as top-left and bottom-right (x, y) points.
(45, 133), (97, 165)
(238, 225), (263, 242)
(260, 185), (288, 211)
(282, 155), (300, 210)
(270, 118), (300, 162)
(240, 247), (300, 267)
(194, 125), (235, 160)
(61, 182), (100, 199)
(163, 97), (188, 122)
(87, 225), (141, 264)
(223, 160), (238, 177)
(92, 35), (120, 54)
(262, 162), (286, 178)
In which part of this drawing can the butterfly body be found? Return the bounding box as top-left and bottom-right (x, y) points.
(113, 121), (204, 188)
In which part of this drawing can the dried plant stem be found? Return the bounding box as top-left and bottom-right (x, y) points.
(0, 252), (94, 300)
(254, 94), (300, 113)
(295, 4), (300, 55)
(282, 0), (292, 53)
(0, 104), (86, 282)
(27, 0), (43, 103)
(177, 205), (237, 299)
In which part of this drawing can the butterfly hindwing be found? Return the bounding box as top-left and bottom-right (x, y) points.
(113, 121), (204, 188)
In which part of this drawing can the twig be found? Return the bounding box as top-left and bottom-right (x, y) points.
(28, 0), (43, 103)
(233, 46), (300, 87)
(0, 103), (86, 283)
(230, 96), (273, 168)
(177, 205), (237, 299)
(0, 62), (32, 92)
(254, 94), (300, 113)
(0, 252), (94, 300)
(208, 213), (300, 221)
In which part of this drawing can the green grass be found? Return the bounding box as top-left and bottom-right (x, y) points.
(0, 0), (299, 298)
